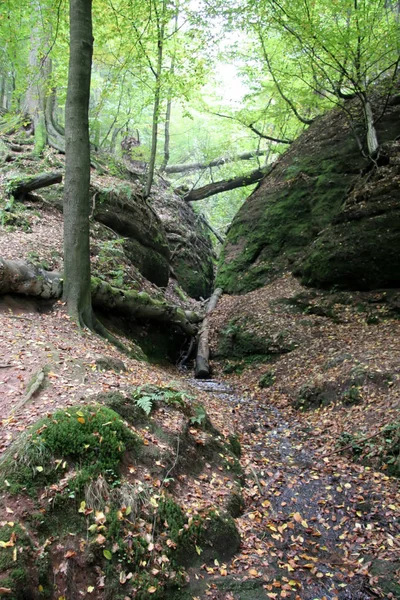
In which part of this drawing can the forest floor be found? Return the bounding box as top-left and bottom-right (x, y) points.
(0, 274), (399, 599)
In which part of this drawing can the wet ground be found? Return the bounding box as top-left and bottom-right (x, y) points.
(187, 379), (400, 600)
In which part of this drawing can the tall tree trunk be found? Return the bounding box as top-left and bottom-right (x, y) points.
(144, 0), (167, 198)
(23, 2), (65, 153)
(63, 0), (94, 327)
(160, 7), (178, 173)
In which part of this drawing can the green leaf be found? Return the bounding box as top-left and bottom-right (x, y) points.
(103, 549), (112, 560)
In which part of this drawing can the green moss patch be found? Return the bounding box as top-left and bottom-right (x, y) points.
(0, 404), (141, 493)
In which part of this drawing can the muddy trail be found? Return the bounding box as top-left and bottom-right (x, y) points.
(185, 379), (400, 600)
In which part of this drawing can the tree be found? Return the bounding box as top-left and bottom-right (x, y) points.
(63, 0), (94, 326)
(245, 0), (400, 159)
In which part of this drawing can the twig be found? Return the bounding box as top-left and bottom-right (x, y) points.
(324, 423), (394, 457)
(6, 315), (33, 321)
(0, 364), (11, 368)
(249, 465), (263, 495)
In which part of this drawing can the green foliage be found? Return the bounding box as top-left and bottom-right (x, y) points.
(259, 370), (276, 389)
(0, 405), (140, 492)
(131, 385), (192, 416)
(189, 404), (207, 427)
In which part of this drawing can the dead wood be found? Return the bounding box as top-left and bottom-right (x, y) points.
(9, 171), (63, 197)
(195, 287), (223, 379)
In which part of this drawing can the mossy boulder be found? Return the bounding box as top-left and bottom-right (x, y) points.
(92, 185), (170, 287)
(215, 319), (295, 360)
(216, 86), (400, 294)
(152, 188), (214, 299)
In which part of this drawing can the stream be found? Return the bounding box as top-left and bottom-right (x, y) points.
(187, 378), (396, 600)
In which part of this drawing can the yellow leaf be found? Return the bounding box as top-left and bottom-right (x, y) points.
(293, 512), (302, 523)
(36, 466), (43, 472)
(77, 417), (85, 424)
(38, 585), (44, 592)
(147, 586), (157, 594)
(87, 586), (94, 593)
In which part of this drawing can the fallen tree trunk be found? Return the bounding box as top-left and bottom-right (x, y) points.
(0, 257), (63, 298)
(165, 149), (269, 174)
(0, 258), (200, 336)
(90, 278), (199, 337)
(9, 171), (63, 197)
(195, 287), (223, 379)
(184, 166), (270, 202)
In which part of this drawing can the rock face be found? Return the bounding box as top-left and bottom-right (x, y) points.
(216, 88), (400, 294)
(152, 186), (214, 299)
(93, 181), (214, 297)
(93, 186), (171, 287)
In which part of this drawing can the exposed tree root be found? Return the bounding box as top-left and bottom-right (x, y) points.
(0, 258), (201, 339)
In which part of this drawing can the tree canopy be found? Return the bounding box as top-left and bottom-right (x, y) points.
(0, 0), (399, 233)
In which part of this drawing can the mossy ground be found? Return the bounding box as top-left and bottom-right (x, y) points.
(0, 393), (241, 599)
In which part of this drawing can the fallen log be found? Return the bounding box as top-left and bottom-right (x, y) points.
(0, 257), (63, 298)
(195, 287), (223, 379)
(90, 278), (199, 337)
(165, 149), (269, 174)
(8, 171), (63, 197)
(184, 166), (270, 202)
(0, 258), (200, 336)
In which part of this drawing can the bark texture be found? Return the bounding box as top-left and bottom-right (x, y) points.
(195, 288), (223, 379)
(0, 258), (62, 298)
(63, 0), (94, 326)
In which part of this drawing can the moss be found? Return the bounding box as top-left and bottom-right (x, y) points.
(0, 523), (39, 599)
(297, 211), (400, 290)
(215, 111), (372, 295)
(215, 320), (294, 360)
(259, 370), (276, 388)
(0, 404), (141, 493)
(370, 559), (400, 598)
(34, 115), (47, 156)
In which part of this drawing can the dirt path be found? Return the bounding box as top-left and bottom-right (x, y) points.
(188, 380), (400, 600)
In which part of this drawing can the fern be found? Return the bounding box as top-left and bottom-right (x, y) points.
(134, 395), (154, 415)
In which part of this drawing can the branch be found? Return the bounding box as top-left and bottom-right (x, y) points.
(184, 165), (273, 202)
(208, 110), (293, 144)
(259, 37), (315, 125)
(8, 171), (63, 197)
(164, 149), (270, 174)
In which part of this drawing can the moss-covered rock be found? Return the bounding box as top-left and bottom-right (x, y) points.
(93, 185), (170, 287)
(152, 188), (214, 299)
(215, 319), (295, 360)
(216, 86), (400, 294)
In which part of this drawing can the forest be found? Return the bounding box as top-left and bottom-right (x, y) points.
(0, 1), (399, 599)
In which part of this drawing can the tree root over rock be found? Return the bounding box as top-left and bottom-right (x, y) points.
(0, 257), (201, 337)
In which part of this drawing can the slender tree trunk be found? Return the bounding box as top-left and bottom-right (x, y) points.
(160, 7), (178, 173)
(63, 0), (94, 327)
(144, 0), (167, 198)
(24, 3), (65, 153)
